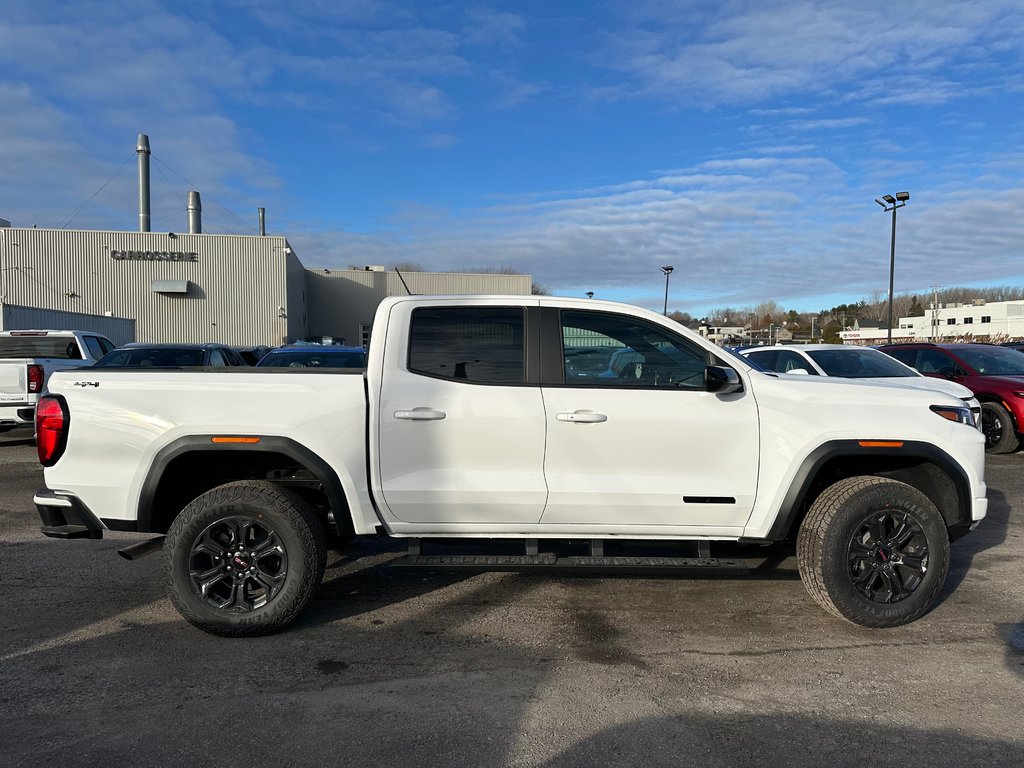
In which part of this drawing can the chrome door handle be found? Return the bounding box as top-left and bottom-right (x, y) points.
(556, 411), (608, 423)
(394, 408), (447, 421)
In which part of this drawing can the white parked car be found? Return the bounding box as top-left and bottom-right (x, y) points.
(741, 344), (982, 427)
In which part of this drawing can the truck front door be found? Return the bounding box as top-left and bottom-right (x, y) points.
(540, 309), (759, 532)
(375, 303), (547, 527)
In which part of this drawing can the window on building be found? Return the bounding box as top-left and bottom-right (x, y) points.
(408, 306), (524, 385)
(982, 316), (991, 323)
(947, 318), (956, 325)
(963, 317), (973, 324)
(360, 323), (372, 348)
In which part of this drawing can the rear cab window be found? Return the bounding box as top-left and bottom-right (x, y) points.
(408, 307), (525, 384)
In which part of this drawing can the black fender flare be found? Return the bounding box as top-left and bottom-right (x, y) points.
(764, 439), (973, 541)
(136, 435), (350, 535)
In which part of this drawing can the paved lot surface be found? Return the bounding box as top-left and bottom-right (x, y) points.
(1, 429), (1022, 767)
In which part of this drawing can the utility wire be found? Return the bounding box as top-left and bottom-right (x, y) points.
(150, 154), (256, 234)
(54, 153), (136, 229)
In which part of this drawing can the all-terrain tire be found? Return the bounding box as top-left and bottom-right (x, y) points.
(981, 401), (1019, 454)
(164, 480), (327, 637)
(796, 476), (950, 628)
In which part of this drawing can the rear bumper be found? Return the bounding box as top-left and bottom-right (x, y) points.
(34, 488), (105, 539)
(0, 403), (35, 426)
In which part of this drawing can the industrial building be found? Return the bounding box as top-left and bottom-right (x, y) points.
(839, 300), (1024, 343)
(0, 136), (531, 346)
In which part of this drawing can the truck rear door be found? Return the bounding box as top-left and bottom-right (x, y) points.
(373, 301), (547, 527)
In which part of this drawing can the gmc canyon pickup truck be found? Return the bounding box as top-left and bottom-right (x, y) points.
(34, 296), (987, 636)
(0, 329), (116, 431)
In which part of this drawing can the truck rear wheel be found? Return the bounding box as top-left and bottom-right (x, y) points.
(164, 481), (327, 636)
(796, 476), (950, 628)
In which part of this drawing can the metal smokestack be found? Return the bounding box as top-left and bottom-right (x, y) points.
(258, 207), (266, 236)
(187, 191), (202, 234)
(136, 133), (151, 232)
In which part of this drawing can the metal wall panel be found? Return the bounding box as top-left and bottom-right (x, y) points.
(305, 269), (532, 345)
(0, 228), (535, 349)
(0, 304), (136, 345)
(0, 228), (291, 346)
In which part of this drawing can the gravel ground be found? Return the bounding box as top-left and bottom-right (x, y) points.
(1, 429), (1021, 767)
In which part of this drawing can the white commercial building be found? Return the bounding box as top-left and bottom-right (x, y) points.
(840, 300), (1024, 343)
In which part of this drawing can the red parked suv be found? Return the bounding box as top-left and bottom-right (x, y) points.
(878, 343), (1024, 453)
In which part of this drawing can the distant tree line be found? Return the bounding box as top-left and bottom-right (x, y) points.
(689, 285), (1024, 343)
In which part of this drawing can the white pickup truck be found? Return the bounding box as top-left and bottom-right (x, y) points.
(0, 329), (117, 431)
(34, 296), (987, 636)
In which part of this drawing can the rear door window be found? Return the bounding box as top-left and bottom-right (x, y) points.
(408, 307), (525, 385)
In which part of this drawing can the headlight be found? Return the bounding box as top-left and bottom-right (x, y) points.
(931, 404), (975, 426)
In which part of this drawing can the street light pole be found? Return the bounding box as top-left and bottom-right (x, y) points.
(660, 266), (674, 316)
(875, 191), (910, 343)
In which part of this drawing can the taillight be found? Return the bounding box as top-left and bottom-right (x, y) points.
(27, 364), (44, 393)
(36, 396), (69, 466)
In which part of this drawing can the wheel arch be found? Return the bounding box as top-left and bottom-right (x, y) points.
(137, 435), (352, 538)
(767, 440), (973, 542)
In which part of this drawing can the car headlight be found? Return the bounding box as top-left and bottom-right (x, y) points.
(930, 404), (975, 426)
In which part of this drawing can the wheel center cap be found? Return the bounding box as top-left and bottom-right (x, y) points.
(232, 555), (251, 570)
(875, 545), (892, 563)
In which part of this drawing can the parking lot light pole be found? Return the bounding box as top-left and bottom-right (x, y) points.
(875, 191), (910, 343)
(660, 266), (674, 315)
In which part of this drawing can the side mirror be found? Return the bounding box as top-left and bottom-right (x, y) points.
(786, 368), (810, 375)
(705, 365), (743, 394)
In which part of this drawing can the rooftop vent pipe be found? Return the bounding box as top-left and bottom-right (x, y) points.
(187, 191), (202, 234)
(258, 207), (266, 236)
(137, 134), (151, 232)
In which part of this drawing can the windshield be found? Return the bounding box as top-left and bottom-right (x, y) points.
(807, 348), (916, 378)
(956, 346), (1024, 376)
(95, 348), (204, 367)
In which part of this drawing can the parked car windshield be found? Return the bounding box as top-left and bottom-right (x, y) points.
(95, 348), (205, 367)
(955, 346), (1024, 376)
(806, 348), (917, 378)
(258, 348), (366, 368)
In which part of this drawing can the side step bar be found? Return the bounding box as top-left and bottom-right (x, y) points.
(390, 538), (747, 575)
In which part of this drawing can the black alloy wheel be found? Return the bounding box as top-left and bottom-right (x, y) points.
(981, 401), (1019, 454)
(188, 516), (289, 612)
(797, 475), (950, 628)
(165, 481), (327, 636)
(846, 510), (928, 604)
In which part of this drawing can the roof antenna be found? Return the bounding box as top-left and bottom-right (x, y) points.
(394, 267), (415, 295)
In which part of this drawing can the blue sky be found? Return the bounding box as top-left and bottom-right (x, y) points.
(2, 1), (1023, 317)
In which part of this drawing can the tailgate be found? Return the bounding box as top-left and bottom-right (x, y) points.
(0, 361), (27, 404)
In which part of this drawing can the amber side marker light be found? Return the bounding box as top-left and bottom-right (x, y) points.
(858, 440), (904, 448)
(211, 436), (261, 444)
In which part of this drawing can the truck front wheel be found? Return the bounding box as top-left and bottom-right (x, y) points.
(164, 481), (327, 636)
(796, 476), (950, 628)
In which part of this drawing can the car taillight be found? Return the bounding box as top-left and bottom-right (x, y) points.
(27, 364), (44, 394)
(36, 396), (69, 466)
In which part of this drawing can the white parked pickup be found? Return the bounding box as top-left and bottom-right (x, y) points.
(33, 296), (987, 635)
(0, 329), (116, 431)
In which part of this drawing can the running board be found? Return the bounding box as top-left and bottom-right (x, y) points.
(390, 538), (747, 575)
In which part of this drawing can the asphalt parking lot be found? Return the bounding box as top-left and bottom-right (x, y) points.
(1, 430), (1022, 767)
